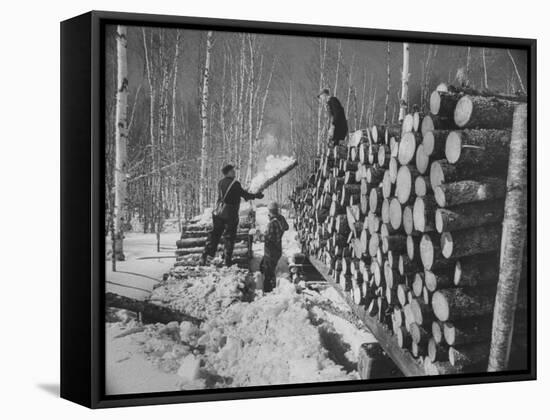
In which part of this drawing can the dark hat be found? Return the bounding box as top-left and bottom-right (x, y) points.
(222, 164), (235, 175)
(317, 88), (330, 98)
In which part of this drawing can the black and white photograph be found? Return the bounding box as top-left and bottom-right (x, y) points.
(102, 19), (532, 396)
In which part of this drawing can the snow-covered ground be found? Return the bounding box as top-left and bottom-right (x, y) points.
(105, 210), (377, 395)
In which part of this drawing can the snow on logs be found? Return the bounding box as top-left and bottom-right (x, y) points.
(290, 84), (527, 376)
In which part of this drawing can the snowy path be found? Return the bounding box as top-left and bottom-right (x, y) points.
(105, 232), (180, 300)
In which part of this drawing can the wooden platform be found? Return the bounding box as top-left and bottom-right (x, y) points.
(309, 256), (425, 377)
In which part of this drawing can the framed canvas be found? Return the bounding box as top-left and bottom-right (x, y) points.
(60, 10), (536, 409)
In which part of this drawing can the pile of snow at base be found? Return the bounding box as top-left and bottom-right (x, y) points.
(248, 155), (297, 194)
(198, 279), (357, 388)
(148, 265), (256, 320)
(110, 277), (362, 391)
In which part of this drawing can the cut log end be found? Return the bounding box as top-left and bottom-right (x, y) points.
(389, 198), (402, 230)
(416, 144), (430, 174)
(440, 231), (453, 259)
(429, 160), (445, 190)
(420, 234), (435, 270)
(454, 96), (474, 128)
(430, 90), (442, 115)
(421, 115), (435, 136)
(434, 185), (447, 208)
(432, 290), (450, 322)
(445, 131), (462, 164)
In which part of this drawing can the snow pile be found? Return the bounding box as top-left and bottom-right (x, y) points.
(126, 279), (358, 390)
(190, 207), (214, 226)
(149, 266), (256, 320)
(248, 155), (297, 194)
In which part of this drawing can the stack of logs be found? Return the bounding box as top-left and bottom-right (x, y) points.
(175, 211), (255, 269)
(291, 84), (527, 376)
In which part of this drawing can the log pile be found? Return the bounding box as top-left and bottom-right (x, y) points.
(174, 209), (255, 269)
(291, 86), (527, 376)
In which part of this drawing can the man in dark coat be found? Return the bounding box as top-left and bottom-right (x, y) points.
(318, 88), (348, 146)
(260, 202), (289, 293)
(201, 164), (263, 266)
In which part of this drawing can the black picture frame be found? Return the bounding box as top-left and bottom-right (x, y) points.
(60, 10), (537, 409)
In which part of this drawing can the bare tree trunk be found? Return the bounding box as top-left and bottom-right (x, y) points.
(199, 31), (213, 212)
(383, 42), (391, 124)
(245, 35), (256, 184)
(506, 50), (526, 94)
(488, 104), (528, 372)
(482, 48), (489, 89)
(316, 39), (327, 154)
(171, 31), (182, 232)
(359, 68), (367, 128)
(334, 40), (342, 97)
(398, 43), (410, 122)
(113, 25), (128, 264)
(345, 54), (356, 117)
(465, 47), (471, 86)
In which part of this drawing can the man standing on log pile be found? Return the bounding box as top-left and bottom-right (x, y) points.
(201, 164), (264, 266)
(260, 202), (289, 293)
(318, 88), (348, 146)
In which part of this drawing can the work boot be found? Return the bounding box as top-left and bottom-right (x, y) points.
(200, 254), (213, 266)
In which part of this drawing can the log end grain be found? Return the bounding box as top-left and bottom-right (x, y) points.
(454, 96), (474, 128)
(432, 290), (450, 322)
(445, 131), (462, 164)
(420, 233), (435, 270)
(430, 90), (442, 115)
(416, 144), (430, 174)
(421, 115), (435, 136)
(440, 231), (453, 259)
(389, 198), (403, 230)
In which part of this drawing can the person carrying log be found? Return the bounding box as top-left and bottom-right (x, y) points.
(201, 164), (263, 266)
(318, 88), (348, 146)
(260, 202), (289, 293)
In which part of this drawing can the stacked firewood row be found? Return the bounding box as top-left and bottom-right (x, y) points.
(291, 85), (527, 376)
(174, 211), (255, 269)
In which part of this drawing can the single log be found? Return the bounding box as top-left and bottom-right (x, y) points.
(443, 318), (492, 347)
(398, 132), (422, 165)
(421, 114), (457, 136)
(411, 340), (427, 358)
(389, 198), (403, 230)
(419, 232), (441, 270)
(453, 254), (499, 287)
(454, 95), (517, 129)
(403, 303), (415, 331)
(435, 200), (504, 233)
(369, 187), (382, 214)
(440, 224), (501, 259)
(424, 269), (453, 292)
(449, 342), (489, 368)
(415, 144), (430, 175)
(422, 129), (449, 158)
(249, 159), (298, 193)
(428, 337), (449, 362)
(411, 297), (433, 325)
(360, 193), (369, 215)
(395, 165), (419, 204)
(488, 103), (528, 372)
(402, 205), (414, 235)
(175, 245), (249, 257)
(406, 234), (420, 262)
(430, 90), (462, 117)
(415, 179), (431, 207)
(105, 292), (202, 325)
(413, 196), (437, 233)
(368, 233), (380, 257)
(413, 111), (423, 132)
(434, 177), (506, 208)
(432, 288), (495, 322)
(445, 129), (511, 176)
(384, 124), (401, 144)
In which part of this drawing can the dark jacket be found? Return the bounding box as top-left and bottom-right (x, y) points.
(216, 176), (256, 219)
(264, 213), (289, 257)
(327, 96), (347, 127)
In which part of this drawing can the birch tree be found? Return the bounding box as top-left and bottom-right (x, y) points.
(113, 25), (128, 263)
(398, 42), (410, 122)
(316, 39), (327, 154)
(383, 42), (391, 124)
(199, 31), (213, 212)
